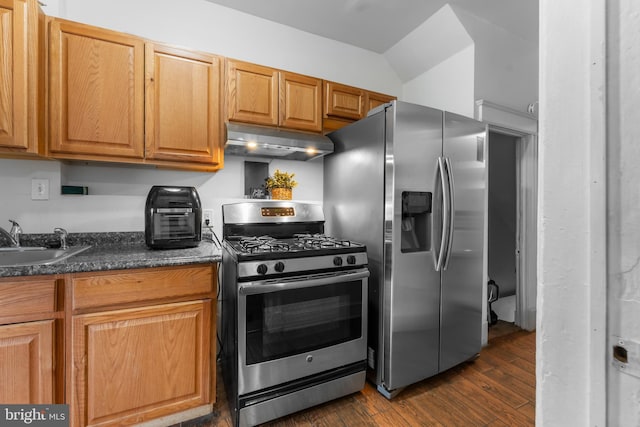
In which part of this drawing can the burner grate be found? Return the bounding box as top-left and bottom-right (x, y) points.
(294, 233), (353, 248)
(238, 236), (291, 253)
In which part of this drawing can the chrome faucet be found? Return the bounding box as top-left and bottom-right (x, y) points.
(54, 227), (68, 250)
(0, 220), (21, 248)
(9, 220), (22, 247)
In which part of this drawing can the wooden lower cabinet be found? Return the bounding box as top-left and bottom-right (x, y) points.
(0, 320), (55, 404)
(70, 300), (211, 427)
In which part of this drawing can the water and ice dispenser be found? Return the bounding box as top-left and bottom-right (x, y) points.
(401, 191), (432, 253)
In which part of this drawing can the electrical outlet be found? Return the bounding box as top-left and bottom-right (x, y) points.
(203, 210), (213, 226)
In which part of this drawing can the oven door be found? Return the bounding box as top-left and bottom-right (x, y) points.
(237, 268), (369, 395)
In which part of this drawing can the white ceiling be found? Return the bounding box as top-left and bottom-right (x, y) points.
(204, 0), (538, 54)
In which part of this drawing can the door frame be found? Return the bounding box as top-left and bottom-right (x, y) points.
(476, 100), (538, 336)
(489, 127), (538, 331)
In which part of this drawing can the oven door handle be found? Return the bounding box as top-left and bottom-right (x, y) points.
(238, 269), (370, 295)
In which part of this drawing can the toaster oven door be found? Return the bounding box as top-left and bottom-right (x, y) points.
(152, 208), (198, 243)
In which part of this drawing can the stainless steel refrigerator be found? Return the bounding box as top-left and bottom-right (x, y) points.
(324, 100), (486, 398)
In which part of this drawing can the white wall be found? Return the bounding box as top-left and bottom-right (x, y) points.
(402, 45), (475, 117)
(538, 0), (607, 425)
(384, 5), (473, 83)
(454, 7), (539, 112)
(606, 0), (640, 425)
(0, 156), (322, 237)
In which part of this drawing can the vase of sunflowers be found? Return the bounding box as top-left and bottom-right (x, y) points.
(265, 169), (297, 200)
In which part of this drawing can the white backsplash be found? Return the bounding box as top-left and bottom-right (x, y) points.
(0, 156), (323, 236)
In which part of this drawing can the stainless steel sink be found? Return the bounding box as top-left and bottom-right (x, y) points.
(0, 246), (91, 267)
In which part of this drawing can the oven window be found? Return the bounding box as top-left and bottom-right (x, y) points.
(245, 280), (363, 364)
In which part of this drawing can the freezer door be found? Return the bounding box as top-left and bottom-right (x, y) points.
(384, 102), (443, 390)
(440, 111), (487, 372)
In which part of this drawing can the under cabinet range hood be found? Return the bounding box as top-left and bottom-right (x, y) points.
(225, 123), (334, 161)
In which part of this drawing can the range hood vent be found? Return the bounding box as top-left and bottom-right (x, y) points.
(225, 123), (334, 161)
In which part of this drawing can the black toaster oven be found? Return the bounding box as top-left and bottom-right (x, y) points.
(145, 186), (202, 249)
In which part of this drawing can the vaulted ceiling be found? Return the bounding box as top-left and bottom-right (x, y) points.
(204, 0), (538, 54)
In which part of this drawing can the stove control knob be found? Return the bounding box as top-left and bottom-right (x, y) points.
(274, 262), (285, 272)
(333, 256), (343, 266)
(257, 264), (268, 275)
(347, 255), (357, 265)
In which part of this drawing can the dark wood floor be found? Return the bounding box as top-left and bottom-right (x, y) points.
(200, 321), (535, 426)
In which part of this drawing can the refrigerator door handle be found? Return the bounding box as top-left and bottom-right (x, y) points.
(434, 157), (449, 271)
(442, 157), (455, 270)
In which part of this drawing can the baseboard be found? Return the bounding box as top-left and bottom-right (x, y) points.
(136, 404), (213, 427)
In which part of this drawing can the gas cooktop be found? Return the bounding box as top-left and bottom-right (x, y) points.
(224, 234), (366, 261)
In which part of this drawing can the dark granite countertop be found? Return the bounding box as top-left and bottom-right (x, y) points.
(0, 232), (222, 278)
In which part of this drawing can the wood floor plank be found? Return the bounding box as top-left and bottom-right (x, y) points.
(518, 402), (536, 420)
(483, 366), (536, 404)
(433, 381), (500, 425)
(480, 356), (536, 389)
(499, 341), (536, 364)
(453, 376), (535, 424)
(371, 406), (437, 427)
(385, 394), (444, 426)
(455, 363), (530, 409)
(408, 388), (482, 426)
(352, 384), (394, 417)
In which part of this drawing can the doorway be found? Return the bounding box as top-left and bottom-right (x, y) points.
(487, 129), (538, 332)
(488, 132), (518, 323)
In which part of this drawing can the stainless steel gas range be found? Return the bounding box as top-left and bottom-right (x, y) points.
(220, 201), (369, 427)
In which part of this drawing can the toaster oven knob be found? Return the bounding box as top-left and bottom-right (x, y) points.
(274, 261), (285, 272)
(257, 264), (268, 275)
(347, 255), (357, 265)
(333, 256), (343, 266)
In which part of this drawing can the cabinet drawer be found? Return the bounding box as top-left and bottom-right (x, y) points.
(72, 265), (214, 311)
(0, 278), (58, 319)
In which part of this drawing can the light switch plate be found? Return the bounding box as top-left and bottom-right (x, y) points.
(31, 178), (49, 200)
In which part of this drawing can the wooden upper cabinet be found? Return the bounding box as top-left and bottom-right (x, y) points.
(226, 59), (278, 126)
(323, 81), (396, 132)
(48, 19), (145, 160)
(0, 0), (43, 155)
(227, 59), (323, 132)
(367, 91), (395, 113)
(145, 43), (223, 166)
(279, 71), (322, 132)
(324, 81), (365, 121)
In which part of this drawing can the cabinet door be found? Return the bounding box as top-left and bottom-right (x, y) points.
(0, 320), (54, 404)
(71, 301), (211, 427)
(324, 81), (365, 121)
(0, 0), (28, 151)
(279, 71), (322, 132)
(226, 59), (278, 126)
(367, 91), (395, 114)
(49, 19), (144, 160)
(145, 43), (223, 166)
